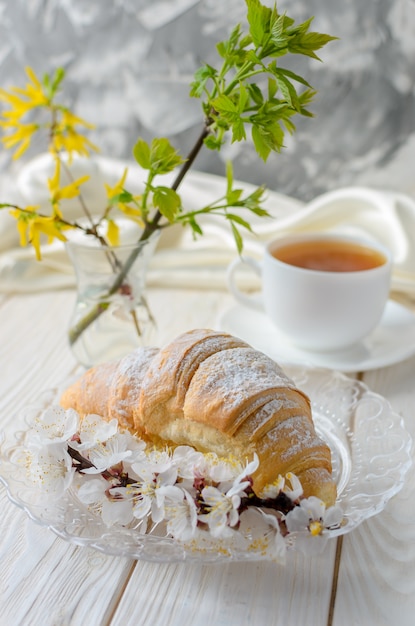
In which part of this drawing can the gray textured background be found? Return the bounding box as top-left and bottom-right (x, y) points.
(1, 0), (414, 202)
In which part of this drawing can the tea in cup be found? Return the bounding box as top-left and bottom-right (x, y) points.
(226, 233), (392, 352)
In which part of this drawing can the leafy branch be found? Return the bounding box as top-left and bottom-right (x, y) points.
(131, 0), (336, 247)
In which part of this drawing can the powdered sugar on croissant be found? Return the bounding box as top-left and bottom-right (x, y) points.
(60, 328), (337, 506)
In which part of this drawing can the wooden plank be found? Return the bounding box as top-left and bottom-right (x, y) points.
(110, 550), (338, 626)
(0, 492), (136, 626)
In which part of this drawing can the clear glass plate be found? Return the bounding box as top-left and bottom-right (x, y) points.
(0, 366), (412, 563)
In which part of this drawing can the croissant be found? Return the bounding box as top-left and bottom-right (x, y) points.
(61, 328), (337, 506)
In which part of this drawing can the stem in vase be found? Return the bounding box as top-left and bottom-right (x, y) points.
(68, 124), (210, 349)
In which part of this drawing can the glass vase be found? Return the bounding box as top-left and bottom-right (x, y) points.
(65, 234), (159, 368)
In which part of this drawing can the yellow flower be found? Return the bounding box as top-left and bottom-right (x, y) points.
(0, 67), (49, 118)
(106, 219), (120, 246)
(52, 129), (99, 160)
(47, 158), (90, 212)
(9, 205), (39, 247)
(9, 204), (73, 260)
(105, 169), (144, 226)
(0, 91), (34, 118)
(105, 168), (128, 200)
(116, 202), (144, 227)
(12, 67), (50, 108)
(29, 216), (71, 260)
(0, 121), (39, 159)
(60, 109), (95, 131)
(0, 67), (49, 159)
(0, 68), (48, 118)
(0, 67), (98, 162)
(52, 109), (98, 161)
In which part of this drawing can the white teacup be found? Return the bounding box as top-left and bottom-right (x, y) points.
(227, 233), (393, 352)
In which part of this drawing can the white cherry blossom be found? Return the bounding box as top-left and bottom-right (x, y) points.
(131, 465), (181, 523)
(234, 454), (259, 487)
(283, 472), (304, 502)
(259, 510), (288, 563)
(171, 445), (207, 480)
(204, 455), (243, 483)
(77, 477), (134, 526)
(24, 445), (75, 495)
(198, 485), (241, 537)
(285, 496), (343, 536)
(197, 455), (260, 538)
(69, 414), (119, 451)
(239, 508), (287, 564)
(80, 432), (143, 474)
(134, 447), (173, 475)
(163, 488), (198, 541)
(260, 475), (286, 499)
(27, 406), (79, 446)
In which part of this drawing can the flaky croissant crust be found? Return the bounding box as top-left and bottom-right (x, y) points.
(61, 329), (337, 506)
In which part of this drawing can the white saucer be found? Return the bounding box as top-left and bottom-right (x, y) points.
(217, 300), (415, 372)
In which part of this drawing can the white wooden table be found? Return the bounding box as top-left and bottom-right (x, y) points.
(0, 286), (414, 626)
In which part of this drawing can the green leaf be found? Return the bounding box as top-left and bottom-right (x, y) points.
(230, 221), (243, 254)
(190, 64), (217, 97)
(267, 120), (285, 150)
(276, 67), (312, 88)
(238, 82), (249, 113)
(110, 190), (135, 205)
(226, 213), (253, 231)
(231, 119), (246, 143)
(276, 74), (300, 110)
(203, 134), (222, 151)
(297, 88), (317, 116)
(42, 73), (50, 91)
(244, 188), (267, 209)
(270, 12), (288, 48)
(245, 49), (261, 65)
(216, 41), (227, 59)
(282, 116), (296, 134)
(239, 34), (253, 49)
(268, 77), (277, 100)
(248, 83), (264, 106)
(290, 16), (314, 36)
(246, 0), (272, 47)
(216, 24), (242, 61)
(249, 206), (271, 217)
(50, 67), (65, 95)
(187, 216), (203, 237)
(212, 94), (239, 119)
(299, 88), (317, 106)
(228, 23), (242, 50)
(133, 138), (151, 169)
(134, 137), (183, 174)
(288, 30), (338, 61)
(251, 125), (272, 161)
(40, 67), (65, 101)
(149, 138), (184, 175)
(226, 189), (244, 204)
(251, 118), (285, 161)
(152, 186), (181, 222)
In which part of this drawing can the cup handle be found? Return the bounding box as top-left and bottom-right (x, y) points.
(226, 256), (263, 311)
